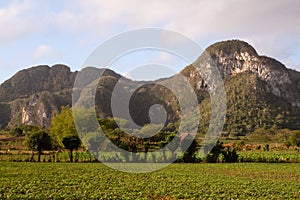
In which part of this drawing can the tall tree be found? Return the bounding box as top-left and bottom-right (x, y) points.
(26, 131), (52, 162)
(62, 135), (81, 162)
(50, 106), (78, 148)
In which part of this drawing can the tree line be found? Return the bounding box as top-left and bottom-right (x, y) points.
(17, 107), (199, 163)
(7, 107), (244, 163)
(9, 106), (300, 163)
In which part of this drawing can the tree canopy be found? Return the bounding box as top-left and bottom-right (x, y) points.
(26, 131), (52, 162)
(50, 106), (78, 148)
(62, 135), (81, 162)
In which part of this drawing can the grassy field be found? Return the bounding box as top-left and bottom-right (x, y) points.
(1, 162), (299, 199)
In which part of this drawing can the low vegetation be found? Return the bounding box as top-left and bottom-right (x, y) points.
(0, 162), (299, 199)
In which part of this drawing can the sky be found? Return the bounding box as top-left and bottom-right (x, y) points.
(0, 0), (300, 83)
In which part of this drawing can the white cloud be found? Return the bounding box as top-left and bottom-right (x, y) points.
(2, 0), (300, 50)
(48, 1), (300, 64)
(1, 0), (300, 43)
(1, 0), (300, 76)
(52, 0), (300, 37)
(33, 45), (58, 61)
(0, 1), (39, 43)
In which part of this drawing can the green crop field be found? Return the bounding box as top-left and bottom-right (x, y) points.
(1, 162), (299, 199)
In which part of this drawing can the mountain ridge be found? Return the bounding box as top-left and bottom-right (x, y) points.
(0, 40), (299, 133)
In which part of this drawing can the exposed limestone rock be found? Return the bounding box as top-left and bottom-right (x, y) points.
(0, 40), (299, 129)
(203, 40), (299, 108)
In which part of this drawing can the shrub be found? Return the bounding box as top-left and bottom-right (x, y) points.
(263, 144), (269, 151)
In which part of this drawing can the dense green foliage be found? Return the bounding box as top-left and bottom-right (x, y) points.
(1, 162), (299, 199)
(205, 141), (238, 163)
(3, 106), (300, 164)
(26, 131), (52, 162)
(206, 40), (258, 56)
(50, 106), (78, 148)
(11, 125), (40, 137)
(48, 107), (201, 163)
(1, 106), (299, 165)
(199, 73), (300, 135)
(238, 151), (300, 163)
(1, 149), (300, 164)
(62, 135), (81, 162)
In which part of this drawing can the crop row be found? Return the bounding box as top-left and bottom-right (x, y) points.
(238, 152), (300, 163)
(1, 162), (299, 199)
(1, 150), (300, 163)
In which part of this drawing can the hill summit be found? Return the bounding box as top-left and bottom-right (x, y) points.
(0, 40), (299, 135)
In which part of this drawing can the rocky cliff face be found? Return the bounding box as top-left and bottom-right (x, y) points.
(0, 64), (76, 102)
(200, 40), (300, 108)
(17, 90), (72, 127)
(0, 40), (299, 132)
(0, 65), (76, 128)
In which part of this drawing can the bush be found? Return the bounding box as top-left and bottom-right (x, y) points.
(245, 147), (252, 151)
(233, 140), (245, 151)
(205, 141), (239, 163)
(263, 144), (269, 151)
(12, 127), (24, 137)
(289, 131), (300, 147)
(222, 147), (239, 163)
